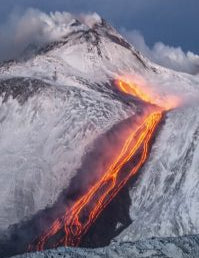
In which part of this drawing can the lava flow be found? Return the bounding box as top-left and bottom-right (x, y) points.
(29, 76), (179, 252)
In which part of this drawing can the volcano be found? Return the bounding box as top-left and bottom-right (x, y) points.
(0, 13), (199, 258)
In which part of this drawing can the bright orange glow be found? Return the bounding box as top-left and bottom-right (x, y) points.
(28, 76), (180, 252)
(116, 79), (155, 105)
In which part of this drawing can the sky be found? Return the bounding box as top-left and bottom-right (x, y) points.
(0, 0), (198, 74)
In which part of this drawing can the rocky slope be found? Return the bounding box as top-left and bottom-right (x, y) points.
(13, 234), (199, 258)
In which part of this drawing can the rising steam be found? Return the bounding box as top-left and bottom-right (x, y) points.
(0, 9), (101, 61)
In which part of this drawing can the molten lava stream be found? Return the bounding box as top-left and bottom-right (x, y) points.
(29, 107), (163, 251)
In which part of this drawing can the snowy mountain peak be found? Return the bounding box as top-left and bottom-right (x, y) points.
(36, 13), (132, 58)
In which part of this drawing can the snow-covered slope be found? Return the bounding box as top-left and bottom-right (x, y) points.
(0, 13), (199, 257)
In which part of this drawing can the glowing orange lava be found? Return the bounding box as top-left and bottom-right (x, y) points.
(116, 79), (155, 105)
(29, 76), (178, 252)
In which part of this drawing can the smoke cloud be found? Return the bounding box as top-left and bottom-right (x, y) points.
(0, 9), (73, 61)
(122, 30), (199, 75)
(0, 9), (102, 62)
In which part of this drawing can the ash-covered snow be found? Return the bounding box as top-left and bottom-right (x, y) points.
(0, 13), (199, 258)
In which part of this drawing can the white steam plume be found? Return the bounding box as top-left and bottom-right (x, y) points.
(122, 30), (199, 75)
(0, 9), (101, 62)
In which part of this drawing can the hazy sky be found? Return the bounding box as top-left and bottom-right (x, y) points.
(0, 0), (198, 54)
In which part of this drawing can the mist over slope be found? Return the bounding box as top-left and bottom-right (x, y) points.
(0, 11), (199, 257)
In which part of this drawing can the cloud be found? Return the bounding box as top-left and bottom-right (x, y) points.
(122, 30), (199, 75)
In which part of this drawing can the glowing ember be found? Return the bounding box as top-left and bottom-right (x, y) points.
(29, 76), (179, 252)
